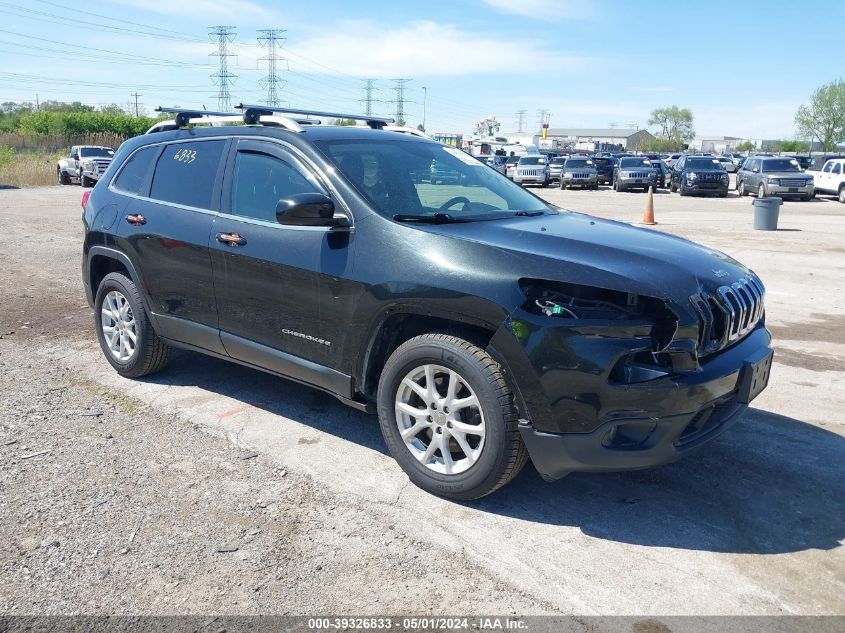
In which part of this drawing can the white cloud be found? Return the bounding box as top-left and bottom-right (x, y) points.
(287, 20), (587, 77)
(481, 0), (595, 20)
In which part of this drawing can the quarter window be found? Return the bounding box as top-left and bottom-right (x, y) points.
(231, 151), (321, 223)
(113, 146), (158, 195)
(149, 140), (226, 209)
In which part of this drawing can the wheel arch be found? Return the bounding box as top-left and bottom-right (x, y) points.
(87, 247), (153, 317)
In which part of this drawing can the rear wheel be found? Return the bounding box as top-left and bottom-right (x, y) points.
(376, 333), (528, 500)
(94, 272), (170, 378)
(839, 185), (845, 204)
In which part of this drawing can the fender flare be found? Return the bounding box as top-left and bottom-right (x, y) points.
(86, 246), (153, 316)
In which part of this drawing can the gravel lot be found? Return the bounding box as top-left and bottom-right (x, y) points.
(0, 184), (843, 617)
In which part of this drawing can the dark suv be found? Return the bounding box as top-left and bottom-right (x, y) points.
(82, 106), (773, 500)
(669, 156), (730, 197)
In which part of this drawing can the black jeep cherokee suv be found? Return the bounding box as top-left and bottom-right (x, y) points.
(82, 107), (773, 500)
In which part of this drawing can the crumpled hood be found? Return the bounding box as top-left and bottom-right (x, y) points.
(428, 211), (752, 305)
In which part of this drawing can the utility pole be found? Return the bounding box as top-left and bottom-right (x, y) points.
(421, 86), (428, 131)
(360, 78), (378, 116)
(390, 78), (412, 126)
(131, 92), (142, 117)
(257, 29), (286, 107)
(208, 26), (237, 112)
(516, 110), (527, 133)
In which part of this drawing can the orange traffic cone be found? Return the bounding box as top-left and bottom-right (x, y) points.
(641, 186), (656, 225)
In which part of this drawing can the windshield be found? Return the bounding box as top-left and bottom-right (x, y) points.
(592, 158), (611, 166)
(79, 147), (114, 158)
(518, 156), (545, 165)
(619, 158), (652, 168)
(687, 158), (723, 170)
(761, 158), (801, 173)
(550, 158), (566, 165)
(564, 159), (593, 168)
(315, 139), (550, 220)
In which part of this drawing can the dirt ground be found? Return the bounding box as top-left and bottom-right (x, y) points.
(0, 184), (842, 617)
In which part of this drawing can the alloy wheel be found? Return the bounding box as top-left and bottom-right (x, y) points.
(100, 290), (137, 361)
(394, 364), (485, 475)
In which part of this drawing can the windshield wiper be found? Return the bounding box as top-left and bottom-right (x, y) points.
(513, 210), (546, 216)
(393, 213), (470, 224)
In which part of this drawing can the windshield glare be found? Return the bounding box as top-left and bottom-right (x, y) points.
(79, 147), (114, 158)
(315, 139), (549, 219)
(762, 159), (801, 173)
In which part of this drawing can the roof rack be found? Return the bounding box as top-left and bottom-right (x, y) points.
(154, 106), (236, 127)
(235, 103), (394, 129)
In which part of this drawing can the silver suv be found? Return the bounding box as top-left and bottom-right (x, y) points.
(560, 157), (598, 190)
(737, 156), (814, 201)
(613, 157), (657, 192)
(513, 155), (549, 187)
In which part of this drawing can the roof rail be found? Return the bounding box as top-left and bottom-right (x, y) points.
(154, 106), (236, 127)
(235, 103), (394, 129)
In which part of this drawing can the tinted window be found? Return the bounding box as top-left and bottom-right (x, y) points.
(833, 163), (842, 175)
(231, 151), (321, 223)
(619, 158), (652, 168)
(113, 146), (159, 195)
(564, 159), (593, 168)
(822, 162), (833, 173)
(687, 158), (723, 170)
(80, 147), (115, 158)
(761, 158), (800, 173)
(519, 156), (545, 165)
(150, 140), (226, 209)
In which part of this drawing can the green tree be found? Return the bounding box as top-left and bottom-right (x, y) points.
(416, 123), (425, 132)
(735, 140), (756, 152)
(795, 79), (845, 151)
(771, 139), (810, 153)
(333, 118), (357, 126)
(648, 105), (695, 143)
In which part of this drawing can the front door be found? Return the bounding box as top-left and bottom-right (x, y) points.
(210, 139), (356, 395)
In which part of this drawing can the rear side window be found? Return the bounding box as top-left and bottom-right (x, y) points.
(231, 151), (321, 223)
(113, 146), (158, 195)
(150, 140), (225, 209)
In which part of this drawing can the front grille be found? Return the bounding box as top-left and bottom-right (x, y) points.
(779, 178), (807, 187)
(519, 168), (542, 177)
(699, 173), (722, 181)
(691, 274), (765, 356)
(626, 171), (652, 179)
(92, 159), (111, 176)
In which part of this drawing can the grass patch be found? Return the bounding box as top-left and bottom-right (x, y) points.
(0, 145), (63, 188)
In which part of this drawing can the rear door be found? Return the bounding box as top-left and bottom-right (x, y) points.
(113, 138), (228, 353)
(209, 138), (356, 395)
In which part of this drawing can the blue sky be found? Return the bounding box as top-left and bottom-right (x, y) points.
(1, 0), (843, 138)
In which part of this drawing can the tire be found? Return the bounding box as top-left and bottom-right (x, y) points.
(669, 180), (677, 193)
(81, 173), (95, 187)
(679, 185), (688, 196)
(839, 185), (845, 204)
(57, 167), (70, 185)
(94, 272), (170, 378)
(739, 179), (749, 196)
(758, 184), (766, 198)
(559, 178), (565, 190)
(376, 333), (528, 500)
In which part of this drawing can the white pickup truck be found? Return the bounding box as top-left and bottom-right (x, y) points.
(57, 145), (115, 187)
(805, 156), (845, 203)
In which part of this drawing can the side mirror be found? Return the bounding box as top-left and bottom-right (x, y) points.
(71, 152), (79, 160)
(276, 192), (349, 228)
(752, 167), (760, 173)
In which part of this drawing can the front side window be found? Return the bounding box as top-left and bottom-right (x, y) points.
(822, 161), (834, 173)
(150, 141), (226, 209)
(315, 139), (549, 220)
(833, 163), (842, 175)
(231, 151), (321, 223)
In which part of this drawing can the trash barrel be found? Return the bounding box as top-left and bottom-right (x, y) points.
(752, 197), (781, 230)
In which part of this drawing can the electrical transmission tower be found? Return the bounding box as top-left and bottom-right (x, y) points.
(209, 26), (237, 111)
(257, 29), (287, 107)
(361, 79), (379, 116)
(536, 109), (550, 129)
(390, 78), (412, 125)
(516, 110), (527, 133)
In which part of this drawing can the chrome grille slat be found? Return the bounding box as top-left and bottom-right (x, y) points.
(697, 275), (765, 355)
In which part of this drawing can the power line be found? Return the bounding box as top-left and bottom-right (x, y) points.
(131, 92), (142, 117)
(536, 109), (550, 130)
(257, 29), (286, 107)
(516, 110), (527, 133)
(390, 78), (412, 125)
(209, 26), (237, 112)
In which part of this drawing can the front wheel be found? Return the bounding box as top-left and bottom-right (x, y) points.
(376, 333), (528, 500)
(81, 173), (95, 187)
(839, 185), (845, 204)
(94, 272), (170, 378)
(57, 168), (70, 185)
(758, 184), (766, 198)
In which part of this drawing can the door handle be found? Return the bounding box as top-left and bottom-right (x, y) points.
(125, 214), (146, 225)
(216, 232), (247, 246)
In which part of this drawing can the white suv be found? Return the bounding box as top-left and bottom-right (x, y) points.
(513, 155), (549, 187)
